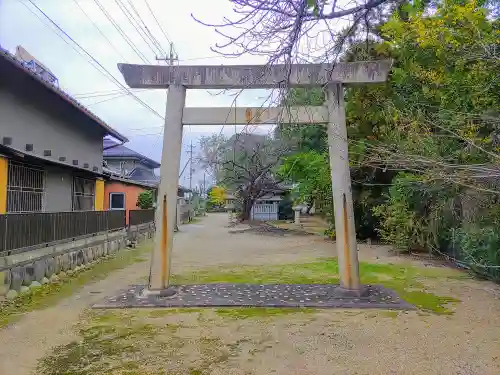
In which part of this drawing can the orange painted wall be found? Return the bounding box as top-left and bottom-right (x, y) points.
(104, 181), (149, 224)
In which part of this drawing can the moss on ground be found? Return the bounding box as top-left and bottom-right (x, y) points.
(37, 310), (233, 375)
(37, 310), (172, 375)
(36, 257), (466, 374)
(268, 220), (328, 236)
(171, 259), (340, 285)
(381, 310), (400, 318)
(0, 244), (152, 328)
(358, 261), (462, 314)
(215, 307), (317, 319)
(172, 257), (463, 315)
(148, 308), (204, 318)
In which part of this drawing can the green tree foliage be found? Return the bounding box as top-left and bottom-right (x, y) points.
(379, 0), (499, 165)
(278, 151), (333, 216)
(368, 0), (500, 278)
(276, 88), (327, 153)
(136, 190), (154, 209)
(280, 0), (500, 278)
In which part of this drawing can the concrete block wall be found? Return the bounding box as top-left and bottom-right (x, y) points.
(127, 222), (155, 245)
(0, 225), (154, 299)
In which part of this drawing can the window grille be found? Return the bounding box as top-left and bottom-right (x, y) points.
(6, 161), (45, 212)
(73, 177), (95, 211)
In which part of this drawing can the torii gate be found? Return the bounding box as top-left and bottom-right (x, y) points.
(118, 60), (392, 295)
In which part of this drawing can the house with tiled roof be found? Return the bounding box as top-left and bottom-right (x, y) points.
(102, 139), (191, 220)
(103, 138), (160, 185)
(0, 46), (127, 213)
(102, 138), (191, 197)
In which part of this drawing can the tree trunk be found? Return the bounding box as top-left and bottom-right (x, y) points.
(240, 197), (254, 221)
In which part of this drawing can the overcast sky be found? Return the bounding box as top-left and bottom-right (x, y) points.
(0, 0), (274, 188)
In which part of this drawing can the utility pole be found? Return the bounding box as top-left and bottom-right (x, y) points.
(156, 42), (178, 65)
(202, 172), (207, 215)
(188, 141), (194, 193)
(203, 172), (206, 198)
(187, 141), (194, 221)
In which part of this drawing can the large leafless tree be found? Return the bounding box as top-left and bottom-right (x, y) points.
(197, 132), (293, 220)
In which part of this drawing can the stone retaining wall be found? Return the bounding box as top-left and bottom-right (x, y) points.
(0, 223), (154, 300)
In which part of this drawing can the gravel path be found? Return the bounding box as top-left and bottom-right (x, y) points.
(0, 214), (333, 375)
(0, 253), (150, 375)
(2, 213), (500, 375)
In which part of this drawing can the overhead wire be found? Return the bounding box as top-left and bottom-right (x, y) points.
(114, 0), (159, 58)
(125, 0), (167, 56)
(17, 0), (91, 95)
(25, 0), (165, 120)
(86, 91), (145, 106)
(75, 88), (147, 99)
(74, 88), (128, 96)
(71, 0), (129, 64)
(93, 0), (151, 64)
(143, 0), (172, 45)
(21, 0), (184, 174)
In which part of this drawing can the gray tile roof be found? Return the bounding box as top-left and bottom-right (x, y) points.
(127, 167), (160, 184)
(103, 139), (161, 169)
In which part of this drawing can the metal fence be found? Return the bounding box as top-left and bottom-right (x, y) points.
(129, 209), (155, 226)
(0, 210), (126, 254)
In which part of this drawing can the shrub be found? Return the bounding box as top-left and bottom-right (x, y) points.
(372, 173), (428, 251)
(455, 225), (500, 281)
(137, 191), (154, 209)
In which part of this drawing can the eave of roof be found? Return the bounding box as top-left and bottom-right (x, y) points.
(102, 168), (157, 188)
(103, 167), (191, 193)
(104, 155), (161, 168)
(0, 48), (128, 143)
(103, 139), (161, 168)
(0, 144), (104, 176)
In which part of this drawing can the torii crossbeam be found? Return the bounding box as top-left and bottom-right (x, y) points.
(118, 60), (392, 295)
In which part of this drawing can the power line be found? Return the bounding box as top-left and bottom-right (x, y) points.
(71, 0), (129, 64)
(93, 0), (151, 64)
(114, 0), (158, 58)
(86, 91), (138, 106)
(178, 55), (228, 62)
(143, 0), (172, 45)
(74, 89), (126, 97)
(17, 0), (88, 84)
(125, 0), (166, 56)
(26, 0), (165, 120)
(74, 88), (126, 96)
(75, 88), (147, 99)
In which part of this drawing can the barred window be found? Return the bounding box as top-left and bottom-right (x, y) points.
(7, 161), (45, 212)
(73, 177), (95, 211)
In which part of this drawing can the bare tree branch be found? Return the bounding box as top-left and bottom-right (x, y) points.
(193, 0), (397, 64)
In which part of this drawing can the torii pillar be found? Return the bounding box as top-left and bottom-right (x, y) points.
(118, 60), (392, 294)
